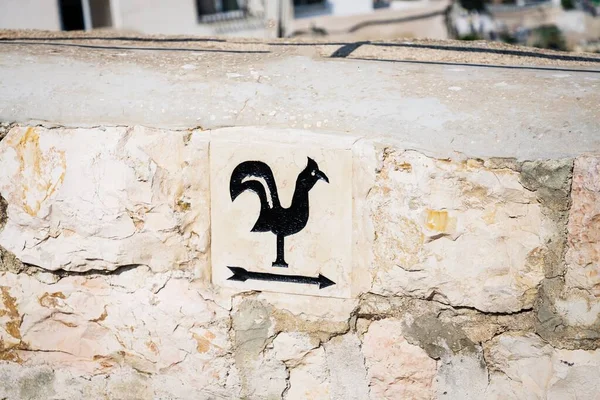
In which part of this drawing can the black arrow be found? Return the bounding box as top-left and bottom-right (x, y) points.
(227, 267), (335, 289)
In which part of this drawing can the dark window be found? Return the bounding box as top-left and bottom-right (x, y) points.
(374, 0), (391, 8)
(222, 0), (241, 12)
(59, 0), (112, 31)
(59, 0), (85, 31)
(197, 0), (218, 14)
(294, 0), (325, 5)
(90, 0), (112, 28)
(293, 0), (329, 18)
(196, 0), (241, 16)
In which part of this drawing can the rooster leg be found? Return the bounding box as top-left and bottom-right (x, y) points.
(272, 234), (288, 268)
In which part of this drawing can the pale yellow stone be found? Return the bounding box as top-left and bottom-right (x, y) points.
(370, 150), (549, 312)
(0, 126), (210, 274)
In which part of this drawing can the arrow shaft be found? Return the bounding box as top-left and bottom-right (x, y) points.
(227, 267), (335, 289)
(246, 270), (319, 286)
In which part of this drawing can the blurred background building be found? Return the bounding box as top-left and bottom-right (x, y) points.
(0, 0), (599, 51)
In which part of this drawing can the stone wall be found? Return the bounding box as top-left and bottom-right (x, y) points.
(1, 34), (599, 400)
(0, 124), (598, 399)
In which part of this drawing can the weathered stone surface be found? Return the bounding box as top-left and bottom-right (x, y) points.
(0, 363), (236, 400)
(232, 298), (287, 399)
(0, 126), (210, 275)
(438, 307), (536, 345)
(255, 291), (355, 341)
(565, 156), (600, 299)
(520, 159), (573, 214)
(356, 293), (537, 348)
(534, 156), (600, 348)
(519, 159), (573, 281)
(274, 333), (369, 400)
(485, 333), (600, 400)
(0, 247), (24, 275)
(0, 193), (7, 231)
(357, 297), (489, 400)
(401, 312), (478, 360)
(0, 122), (12, 143)
(370, 150), (551, 312)
(436, 351), (488, 400)
(362, 318), (437, 399)
(0, 268), (235, 398)
(285, 347), (331, 400)
(273, 331), (319, 362)
(0, 124), (597, 399)
(324, 334), (370, 400)
(230, 296), (360, 400)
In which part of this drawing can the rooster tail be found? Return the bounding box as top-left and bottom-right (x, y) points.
(230, 161), (281, 209)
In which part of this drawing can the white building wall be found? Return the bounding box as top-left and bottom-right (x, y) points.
(116, 0), (201, 34)
(327, 0), (372, 16)
(115, 0), (277, 37)
(0, 0), (62, 30)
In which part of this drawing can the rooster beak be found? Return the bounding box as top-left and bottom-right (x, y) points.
(316, 170), (329, 183)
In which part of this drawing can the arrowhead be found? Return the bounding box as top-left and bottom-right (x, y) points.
(318, 274), (335, 289)
(227, 266), (249, 282)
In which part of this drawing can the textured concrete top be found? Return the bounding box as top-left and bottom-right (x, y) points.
(1, 30), (599, 159)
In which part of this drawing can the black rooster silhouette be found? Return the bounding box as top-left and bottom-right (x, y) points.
(230, 157), (329, 268)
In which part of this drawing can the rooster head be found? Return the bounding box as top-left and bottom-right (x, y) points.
(301, 157), (329, 189)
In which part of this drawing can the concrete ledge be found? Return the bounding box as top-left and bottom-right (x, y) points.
(1, 31), (599, 159)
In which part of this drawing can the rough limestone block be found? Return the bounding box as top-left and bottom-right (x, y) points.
(557, 156), (600, 327)
(272, 331), (319, 362)
(285, 347), (331, 400)
(323, 334), (370, 400)
(0, 268), (235, 397)
(231, 298), (287, 399)
(485, 333), (600, 399)
(369, 150), (551, 312)
(277, 333), (370, 400)
(362, 318), (437, 399)
(0, 126), (210, 274)
(435, 351), (488, 399)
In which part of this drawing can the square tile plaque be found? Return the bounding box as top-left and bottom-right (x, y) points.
(210, 139), (353, 298)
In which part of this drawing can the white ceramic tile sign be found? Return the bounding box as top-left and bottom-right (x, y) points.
(210, 140), (353, 298)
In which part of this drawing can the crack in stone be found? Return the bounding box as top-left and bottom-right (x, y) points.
(281, 362), (291, 400)
(0, 193), (7, 232)
(22, 263), (149, 279)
